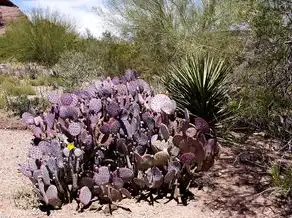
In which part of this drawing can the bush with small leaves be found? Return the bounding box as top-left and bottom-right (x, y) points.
(6, 95), (49, 117)
(53, 51), (103, 90)
(19, 69), (220, 214)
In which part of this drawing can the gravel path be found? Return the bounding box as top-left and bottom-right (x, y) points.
(0, 130), (219, 218)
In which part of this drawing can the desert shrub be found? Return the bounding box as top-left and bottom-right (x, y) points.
(28, 75), (63, 88)
(229, 72), (292, 142)
(28, 76), (51, 86)
(0, 74), (17, 84)
(227, 0), (292, 141)
(163, 54), (232, 127)
(5, 95), (49, 117)
(53, 51), (103, 90)
(102, 0), (248, 76)
(0, 74), (63, 112)
(232, 87), (291, 126)
(81, 32), (153, 79)
(0, 75), (35, 97)
(0, 8), (80, 66)
(1, 83), (35, 96)
(19, 70), (220, 211)
(0, 94), (5, 109)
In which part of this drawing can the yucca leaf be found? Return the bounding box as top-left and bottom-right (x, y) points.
(164, 53), (231, 125)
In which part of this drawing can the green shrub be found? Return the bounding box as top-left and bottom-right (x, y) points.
(103, 0), (247, 76)
(28, 77), (47, 86)
(53, 51), (103, 90)
(229, 85), (292, 141)
(0, 95), (5, 109)
(2, 83), (35, 96)
(0, 75), (35, 96)
(81, 33), (148, 78)
(0, 74), (17, 85)
(27, 75), (62, 88)
(0, 8), (80, 66)
(5, 95), (49, 117)
(226, 0), (292, 142)
(163, 53), (232, 126)
(0, 75), (36, 111)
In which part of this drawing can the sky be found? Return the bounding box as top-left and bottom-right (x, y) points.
(11, 0), (109, 37)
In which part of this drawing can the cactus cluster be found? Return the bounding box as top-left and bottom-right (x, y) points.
(20, 70), (219, 213)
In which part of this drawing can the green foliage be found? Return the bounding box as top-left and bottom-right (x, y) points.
(228, 0), (292, 140)
(27, 75), (62, 88)
(53, 51), (103, 90)
(101, 0), (291, 140)
(163, 54), (231, 125)
(1, 82), (35, 96)
(243, 0), (292, 97)
(0, 75), (39, 113)
(56, 32), (154, 89)
(234, 88), (290, 123)
(0, 73), (63, 114)
(104, 0), (247, 76)
(0, 95), (5, 109)
(5, 95), (49, 117)
(270, 164), (292, 195)
(0, 8), (80, 66)
(83, 32), (140, 77)
(229, 86), (291, 138)
(0, 75), (35, 96)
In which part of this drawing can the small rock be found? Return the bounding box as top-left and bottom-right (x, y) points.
(253, 132), (266, 137)
(102, 204), (118, 214)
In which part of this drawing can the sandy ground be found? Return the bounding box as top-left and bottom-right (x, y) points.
(0, 129), (287, 218)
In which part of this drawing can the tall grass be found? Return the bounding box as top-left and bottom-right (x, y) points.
(0, 75), (36, 110)
(0, 8), (80, 66)
(270, 163), (292, 195)
(0, 75), (35, 96)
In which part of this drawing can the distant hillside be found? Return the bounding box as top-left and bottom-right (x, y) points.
(0, 0), (25, 35)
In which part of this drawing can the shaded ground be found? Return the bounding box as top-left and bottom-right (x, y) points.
(0, 127), (291, 217)
(197, 136), (292, 218)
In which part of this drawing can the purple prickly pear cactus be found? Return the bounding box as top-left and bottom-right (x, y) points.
(19, 69), (219, 212)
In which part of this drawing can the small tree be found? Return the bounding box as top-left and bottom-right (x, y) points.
(0, 8), (79, 66)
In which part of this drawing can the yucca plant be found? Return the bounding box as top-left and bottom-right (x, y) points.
(163, 54), (232, 126)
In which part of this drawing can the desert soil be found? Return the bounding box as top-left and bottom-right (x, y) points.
(0, 126), (288, 218)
